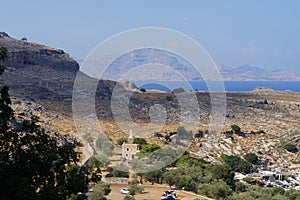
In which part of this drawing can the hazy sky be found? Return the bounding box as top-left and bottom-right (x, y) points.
(1, 0), (300, 72)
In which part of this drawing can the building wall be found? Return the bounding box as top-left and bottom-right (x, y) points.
(122, 143), (140, 162)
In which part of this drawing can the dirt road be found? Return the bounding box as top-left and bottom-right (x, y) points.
(107, 184), (211, 200)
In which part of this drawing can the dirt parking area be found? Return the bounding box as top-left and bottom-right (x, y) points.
(107, 184), (210, 200)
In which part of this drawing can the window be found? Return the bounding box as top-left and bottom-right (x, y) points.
(127, 148), (129, 151)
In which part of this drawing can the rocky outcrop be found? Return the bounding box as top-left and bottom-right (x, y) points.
(0, 32), (78, 72)
(0, 32), (80, 113)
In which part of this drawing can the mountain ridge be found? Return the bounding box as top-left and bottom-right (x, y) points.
(98, 48), (300, 81)
(218, 64), (300, 81)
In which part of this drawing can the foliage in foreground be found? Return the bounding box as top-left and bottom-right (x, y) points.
(0, 47), (109, 200)
(88, 182), (111, 200)
(227, 186), (300, 200)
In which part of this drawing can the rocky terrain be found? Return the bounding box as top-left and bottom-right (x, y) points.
(1, 32), (300, 171)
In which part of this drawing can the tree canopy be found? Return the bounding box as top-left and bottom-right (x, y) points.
(133, 137), (147, 146)
(0, 47), (108, 200)
(221, 154), (253, 174)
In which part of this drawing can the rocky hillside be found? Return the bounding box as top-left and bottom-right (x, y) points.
(1, 32), (300, 170)
(0, 32), (79, 113)
(0, 32), (118, 114)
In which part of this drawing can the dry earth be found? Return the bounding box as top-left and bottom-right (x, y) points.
(107, 184), (211, 200)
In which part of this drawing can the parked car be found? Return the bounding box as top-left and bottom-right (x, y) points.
(161, 190), (177, 200)
(120, 188), (130, 194)
(105, 173), (113, 178)
(161, 195), (176, 200)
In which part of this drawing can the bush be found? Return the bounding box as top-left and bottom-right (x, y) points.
(221, 154), (253, 174)
(129, 182), (143, 196)
(94, 154), (110, 166)
(227, 186), (295, 200)
(285, 189), (300, 200)
(244, 153), (259, 165)
(139, 88), (146, 92)
(198, 179), (232, 200)
(231, 124), (241, 133)
(112, 164), (129, 178)
(284, 143), (298, 153)
(123, 195), (135, 200)
(235, 181), (247, 193)
(88, 182), (111, 200)
(117, 138), (128, 145)
(139, 143), (161, 153)
(12, 99), (21, 104)
(96, 136), (114, 156)
(133, 138), (147, 146)
(210, 165), (235, 189)
(166, 95), (173, 101)
(86, 156), (104, 168)
(172, 87), (185, 93)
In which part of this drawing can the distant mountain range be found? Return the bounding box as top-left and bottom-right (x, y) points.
(218, 64), (300, 81)
(1, 32), (299, 82)
(94, 48), (300, 81)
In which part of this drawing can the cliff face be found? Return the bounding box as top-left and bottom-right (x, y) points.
(0, 32), (79, 72)
(0, 32), (80, 113)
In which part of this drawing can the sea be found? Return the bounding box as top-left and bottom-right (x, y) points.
(134, 81), (300, 92)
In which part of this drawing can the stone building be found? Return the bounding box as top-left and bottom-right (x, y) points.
(121, 129), (140, 163)
(122, 143), (140, 162)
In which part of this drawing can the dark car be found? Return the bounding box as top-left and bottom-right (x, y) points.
(105, 173), (113, 178)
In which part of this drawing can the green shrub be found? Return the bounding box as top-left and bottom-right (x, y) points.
(235, 181), (247, 193)
(198, 179), (232, 200)
(12, 99), (21, 104)
(112, 164), (129, 178)
(172, 87), (185, 93)
(244, 153), (259, 165)
(96, 136), (114, 156)
(123, 195), (135, 200)
(139, 143), (161, 153)
(139, 88), (146, 92)
(88, 182), (111, 200)
(166, 95), (173, 101)
(221, 154), (253, 174)
(117, 138), (128, 145)
(86, 156), (104, 168)
(284, 143), (298, 153)
(210, 165), (235, 189)
(133, 138), (147, 145)
(129, 182), (143, 196)
(231, 124), (241, 133)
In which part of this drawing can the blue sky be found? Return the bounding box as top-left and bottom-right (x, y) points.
(1, 0), (300, 72)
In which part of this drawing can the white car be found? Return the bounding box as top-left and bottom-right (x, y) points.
(161, 190), (177, 200)
(120, 188), (130, 194)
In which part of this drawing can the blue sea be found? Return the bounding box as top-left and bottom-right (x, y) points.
(134, 81), (300, 92)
